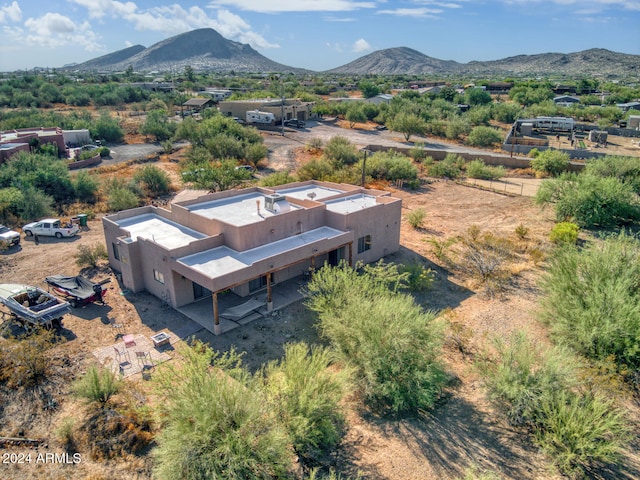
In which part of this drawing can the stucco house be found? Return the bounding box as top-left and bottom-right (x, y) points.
(102, 181), (402, 334)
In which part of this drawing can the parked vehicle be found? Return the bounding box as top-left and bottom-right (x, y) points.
(45, 274), (109, 308)
(0, 224), (20, 248)
(284, 119), (306, 128)
(23, 218), (80, 239)
(246, 109), (276, 125)
(0, 283), (70, 328)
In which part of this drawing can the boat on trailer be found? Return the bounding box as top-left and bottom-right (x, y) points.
(0, 284), (71, 328)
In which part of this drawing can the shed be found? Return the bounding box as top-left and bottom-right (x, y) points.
(182, 98), (214, 115)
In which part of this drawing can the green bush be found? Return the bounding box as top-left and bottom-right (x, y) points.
(107, 187), (140, 212)
(72, 365), (121, 405)
(153, 343), (291, 480)
(259, 170), (297, 187)
(536, 173), (640, 228)
(530, 150), (570, 177)
(400, 262), (435, 291)
(585, 155), (640, 194)
(73, 171), (100, 204)
(324, 136), (358, 168)
(134, 165), (171, 197)
(409, 143), (429, 162)
(75, 243), (109, 267)
(539, 232), (640, 369)
(406, 208), (426, 229)
(427, 153), (465, 179)
(477, 332), (630, 476)
(467, 126), (502, 147)
(549, 222), (579, 245)
(259, 342), (348, 460)
(1, 328), (55, 387)
(297, 158), (334, 182)
(465, 159), (505, 180)
(364, 150), (418, 182)
(306, 262), (446, 413)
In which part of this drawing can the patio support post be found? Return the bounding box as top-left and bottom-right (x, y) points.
(348, 242), (353, 267)
(266, 272), (273, 312)
(213, 291), (220, 335)
(310, 256), (315, 278)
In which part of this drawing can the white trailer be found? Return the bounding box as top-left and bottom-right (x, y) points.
(246, 110), (276, 125)
(534, 116), (575, 132)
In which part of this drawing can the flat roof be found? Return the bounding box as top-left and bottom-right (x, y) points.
(277, 184), (344, 201)
(179, 226), (345, 278)
(115, 213), (206, 249)
(325, 194), (378, 214)
(187, 192), (300, 226)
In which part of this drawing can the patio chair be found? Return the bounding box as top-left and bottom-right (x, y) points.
(110, 317), (124, 337)
(135, 351), (155, 371)
(113, 345), (130, 364)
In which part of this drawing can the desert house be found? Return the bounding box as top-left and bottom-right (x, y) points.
(102, 181), (402, 334)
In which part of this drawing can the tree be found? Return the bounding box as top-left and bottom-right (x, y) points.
(181, 159), (251, 192)
(467, 126), (502, 147)
(134, 165), (171, 197)
(323, 136), (358, 168)
(358, 80), (380, 99)
(389, 112), (426, 142)
(92, 111), (124, 143)
(465, 87), (492, 106)
(141, 109), (175, 142)
(345, 105), (367, 128)
(530, 150), (570, 177)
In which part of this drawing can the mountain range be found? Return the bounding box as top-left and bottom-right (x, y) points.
(65, 28), (639, 77)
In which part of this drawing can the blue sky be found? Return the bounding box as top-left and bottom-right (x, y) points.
(1, 0), (639, 72)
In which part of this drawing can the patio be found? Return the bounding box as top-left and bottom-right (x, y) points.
(92, 333), (174, 378)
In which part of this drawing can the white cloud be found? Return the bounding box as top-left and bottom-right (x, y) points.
(0, 1), (21, 23)
(67, 0), (137, 19)
(352, 38), (371, 52)
(377, 8), (443, 16)
(18, 13), (102, 51)
(502, 0), (640, 11)
(207, 0), (377, 13)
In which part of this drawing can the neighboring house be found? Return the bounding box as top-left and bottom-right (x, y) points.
(553, 95), (580, 107)
(103, 180), (402, 334)
(617, 101), (640, 112)
(366, 94), (394, 105)
(218, 99), (315, 123)
(181, 97), (215, 115)
(202, 88), (232, 102)
(0, 127), (90, 163)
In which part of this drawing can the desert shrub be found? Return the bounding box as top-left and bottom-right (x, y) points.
(134, 164), (171, 197)
(535, 391), (630, 477)
(536, 173), (640, 228)
(530, 149), (570, 177)
(539, 232), (640, 369)
(306, 137), (324, 151)
(323, 136), (358, 168)
(477, 332), (630, 476)
(297, 158), (334, 181)
(306, 262), (446, 413)
(528, 148), (540, 158)
(400, 262), (435, 291)
(465, 159), (505, 180)
(364, 150), (418, 182)
(406, 208), (426, 229)
(72, 364), (122, 405)
(73, 171), (100, 204)
(426, 153), (465, 179)
(409, 143), (429, 162)
(259, 342), (349, 461)
(445, 117), (471, 139)
(259, 170), (297, 187)
(245, 143), (268, 167)
(514, 223), (529, 240)
(549, 222), (579, 245)
(55, 417), (76, 448)
(0, 328), (54, 387)
(107, 187), (139, 212)
(585, 155), (640, 194)
(456, 226), (514, 296)
(153, 342), (291, 480)
(467, 126), (502, 147)
(75, 243), (108, 267)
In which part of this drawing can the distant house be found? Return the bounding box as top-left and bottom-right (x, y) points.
(553, 95), (580, 107)
(218, 99), (315, 123)
(0, 127), (91, 163)
(617, 101), (640, 112)
(202, 88), (232, 102)
(367, 94), (394, 105)
(486, 82), (514, 94)
(181, 98), (215, 116)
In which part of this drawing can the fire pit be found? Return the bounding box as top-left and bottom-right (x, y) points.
(151, 332), (170, 347)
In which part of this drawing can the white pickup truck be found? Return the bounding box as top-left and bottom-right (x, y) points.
(22, 218), (80, 239)
(0, 224), (20, 248)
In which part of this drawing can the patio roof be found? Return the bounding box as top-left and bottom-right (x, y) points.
(325, 193), (378, 214)
(178, 226), (347, 278)
(276, 184), (344, 201)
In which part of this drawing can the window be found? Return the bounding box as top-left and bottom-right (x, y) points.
(112, 242), (120, 261)
(357, 235), (371, 254)
(153, 269), (165, 284)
